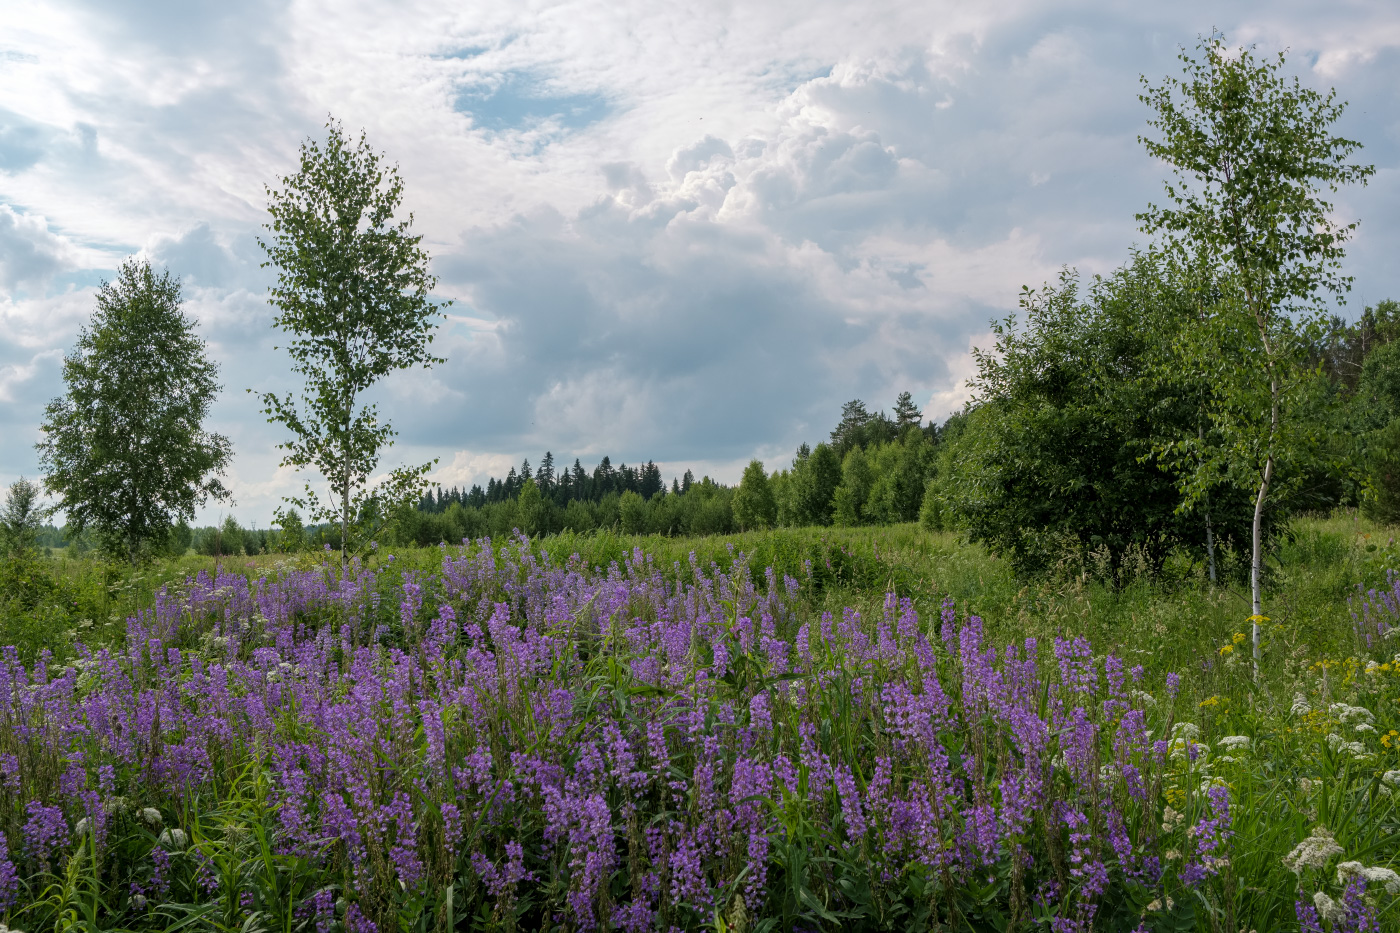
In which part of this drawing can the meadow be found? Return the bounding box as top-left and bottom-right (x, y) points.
(0, 516), (1399, 931)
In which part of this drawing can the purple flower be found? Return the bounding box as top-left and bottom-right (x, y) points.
(0, 851), (16, 911)
(1297, 899), (1324, 933)
(1339, 875), (1381, 933)
(23, 800), (67, 868)
(833, 765), (868, 841)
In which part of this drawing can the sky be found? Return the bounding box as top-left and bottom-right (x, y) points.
(2, 1), (1398, 526)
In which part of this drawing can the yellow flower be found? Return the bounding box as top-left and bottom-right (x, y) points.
(1200, 695), (1221, 709)
(1219, 645), (1234, 656)
(1247, 614), (1271, 623)
(1232, 632), (1246, 644)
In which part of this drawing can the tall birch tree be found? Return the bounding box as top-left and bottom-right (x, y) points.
(1138, 35), (1373, 669)
(257, 120), (445, 572)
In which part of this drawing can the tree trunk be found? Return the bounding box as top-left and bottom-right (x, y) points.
(1251, 373), (1280, 679)
(341, 463), (350, 579)
(1205, 505), (1217, 584)
(1198, 425), (1217, 584)
(1250, 452), (1272, 676)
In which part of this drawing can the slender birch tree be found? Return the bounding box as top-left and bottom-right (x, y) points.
(1138, 34), (1373, 670)
(257, 119), (445, 572)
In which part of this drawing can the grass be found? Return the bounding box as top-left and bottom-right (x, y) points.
(3, 512), (1399, 929)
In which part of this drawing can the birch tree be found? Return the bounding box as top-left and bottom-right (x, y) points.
(1138, 35), (1373, 669)
(257, 120), (445, 571)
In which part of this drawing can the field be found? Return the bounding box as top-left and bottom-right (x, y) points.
(1, 516), (1399, 930)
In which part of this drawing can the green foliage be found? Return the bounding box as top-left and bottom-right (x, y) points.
(256, 118), (446, 566)
(6, 517), (1400, 930)
(940, 258), (1237, 578)
(732, 459), (776, 530)
(36, 260), (232, 562)
(778, 443), (843, 527)
(276, 508), (306, 552)
(618, 488), (647, 534)
(1364, 419), (1400, 524)
(0, 478), (47, 558)
(1138, 33), (1374, 326)
(832, 447), (874, 527)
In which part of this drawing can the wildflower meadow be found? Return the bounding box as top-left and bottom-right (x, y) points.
(0, 522), (1397, 931)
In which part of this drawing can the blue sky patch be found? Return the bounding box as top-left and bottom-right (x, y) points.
(454, 73), (611, 133)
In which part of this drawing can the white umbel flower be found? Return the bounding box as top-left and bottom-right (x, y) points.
(1282, 827), (1344, 875)
(1291, 693), (1311, 716)
(1336, 860), (1400, 895)
(1314, 892), (1345, 924)
(1328, 703), (1375, 725)
(1217, 735), (1251, 751)
(158, 828), (188, 850)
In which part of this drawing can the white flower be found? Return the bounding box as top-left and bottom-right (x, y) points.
(1355, 723), (1377, 734)
(140, 807), (162, 828)
(1161, 806), (1184, 832)
(1314, 892), (1345, 924)
(1382, 771), (1400, 788)
(1337, 861), (1400, 895)
(158, 828), (188, 850)
(1172, 722), (1200, 740)
(1131, 689), (1157, 708)
(74, 817), (90, 836)
(1291, 693), (1312, 716)
(1325, 734), (1369, 758)
(1283, 827), (1344, 875)
(1329, 703), (1375, 726)
(1218, 735), (1251, 751)
(1367, 660), (1382, 675)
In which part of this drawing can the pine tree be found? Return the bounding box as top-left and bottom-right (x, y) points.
(893, 391), (923, 430)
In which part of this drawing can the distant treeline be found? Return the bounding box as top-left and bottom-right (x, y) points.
(393, 392), (938, 545)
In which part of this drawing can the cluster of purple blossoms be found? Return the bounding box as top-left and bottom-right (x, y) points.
(0, 535), (1222, 928)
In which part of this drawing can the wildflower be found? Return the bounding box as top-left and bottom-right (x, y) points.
(1328, 703), (1375, 726)
(1282, 826), (1344, 875)
(139, 808), (162, 828)
(1336, 860), (1400, 895)
(1217, 735), (1250, 752)
(1338, 875), (1382, 931)
(1326, 734), (1370, 758)
(1165, 672), (1180, 699)
(1313, 892), (1345, 925)
(1297, 899), (1324, 933)
(1292, 694), (1312, 716)
(0, 852), (16, 912)
(158, 828), (188, 850)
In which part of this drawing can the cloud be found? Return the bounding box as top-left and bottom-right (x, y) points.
(0, 205), (79, 291)
(0, 0), (1397, 521)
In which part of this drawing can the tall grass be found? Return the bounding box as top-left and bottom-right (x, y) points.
(0, 517), (1397, 929)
